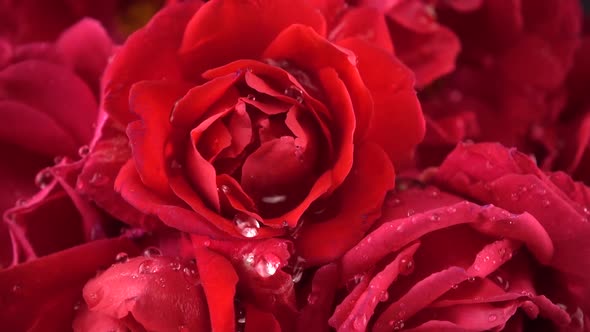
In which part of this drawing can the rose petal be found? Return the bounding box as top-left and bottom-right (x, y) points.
(103, 1), (201, 124)
(180, 0), (326, 77)
(0, 238), (136, 331)
(339, 37), (425, 167)
(83, 256), (209, 331)
(296, 142), (394, 265)
(127, 80), (189, 195)
(194, 246), (239, 332)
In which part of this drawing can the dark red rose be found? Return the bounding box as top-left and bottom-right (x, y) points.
(413, 0), (585, 173)
(86, 0), (424, 266)
(298, 143), (590, 331)
(0, 20), (114, 267)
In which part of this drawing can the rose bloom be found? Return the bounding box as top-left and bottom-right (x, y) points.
(80, 0), (424, 267)
(0, 19), (114, 267)
(299, 143), (590, 331)
(403, 0), (587, 174)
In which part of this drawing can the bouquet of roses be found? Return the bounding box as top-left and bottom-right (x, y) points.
(1, 0), (589, 331)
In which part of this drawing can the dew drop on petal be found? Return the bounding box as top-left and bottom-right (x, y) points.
(379, 291), (389, 302)
(114, 252), (129, 264)
(35, 170), (53, 188)
(234, 213), (260, 238)
(139, 260), (158, 274)
(218, 184), (230, 194)
(254, 253), (281, 278)
(169, 261), (182, 271)
(78, 145), (90, 157)
(284, 85), (303, 102)
(399, 257), (415, 276)
(406, 209), (415, 217)
(143, 247), (162, 258)
(488, 314), (498, 322)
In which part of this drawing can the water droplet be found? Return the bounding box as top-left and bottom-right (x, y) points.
(542, 199), (551, 207)
(284, 85), (303, 103)
(261, 195), (287, 204)
(399, 257), (415, 275)
(451, 283), (459, 289)
(406, 209), (415, 217)
(379, 291), (389, 302)
(114, 252), (129, 264)
(493, 275), (510, 291)
(15, 198), (26, 206)
(243, 253), (255, 266)
(35, 170), (53, 188)
(254, 253), (281, 278)
(353, 314), (367, 330)
(170, 159), (182, 169)
(169, 261), (182, 271)
(246, 94), (256, 101)
(139, 260), (159, 274)
(467, 277), (476, 282)
(429, 213), (440, 222)
(488, 314), (497, 322)
(218, 184), (230, 194)
(446, 206), (457, 213)
(73, 301), (81, 311)
(510, 192), (519, 201)
(143, 247), (162, 258)
(483, 255), (490, 262)
(234, 213), (260, 238)
(78, 145), (90, 157)
(237, 316), (246, 324)
(182, 266), (199, 286)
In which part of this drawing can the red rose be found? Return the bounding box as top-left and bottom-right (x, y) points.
(413, 0), (585, 171)
(299, 143), (590, 330)
(87, 0), (424, 265)
(0, 19), (113, 267)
